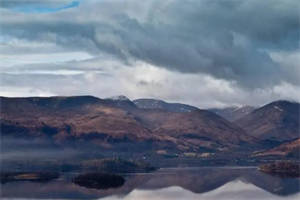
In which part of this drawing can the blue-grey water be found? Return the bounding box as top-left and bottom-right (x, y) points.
(1, 167), (300, 200)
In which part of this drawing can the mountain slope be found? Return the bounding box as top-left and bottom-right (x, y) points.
(254, 138), (300, 158)
(0, 96), (152, 146)
(209, 106), (255, 121)
(236, 100), (299, 142)
(133, 109), (253, 151)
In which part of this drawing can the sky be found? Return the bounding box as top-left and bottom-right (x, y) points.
(0, 0), (299, 108)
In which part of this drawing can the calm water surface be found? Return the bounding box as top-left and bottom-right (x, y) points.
(1, 167), (300, 200)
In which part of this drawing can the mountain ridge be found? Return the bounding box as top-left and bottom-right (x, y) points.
(0, 95), (255, 154)
(133, 98), (199, 113)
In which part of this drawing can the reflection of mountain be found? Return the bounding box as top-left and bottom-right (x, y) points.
(102, 181), (293, 200)
(138, 168), (300, 196)
(1, 168), (299, 199)
(244, 169), (300, 196)
(138, 168), (240, 194)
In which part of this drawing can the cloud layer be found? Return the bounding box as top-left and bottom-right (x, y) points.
(0, 0), (299, 107)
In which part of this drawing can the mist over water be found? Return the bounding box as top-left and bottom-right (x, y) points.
(1, 137), (80, 161)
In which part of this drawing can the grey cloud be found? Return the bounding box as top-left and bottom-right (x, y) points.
(1, 65), (300, 108)
(0, 0), (299, 89)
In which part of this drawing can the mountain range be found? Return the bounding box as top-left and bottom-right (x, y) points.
(1, 96), (299, 159)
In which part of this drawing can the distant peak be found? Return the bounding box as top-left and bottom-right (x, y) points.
(133, 98), (198, 113)
(271, 100), (296, 105)
(106, 95), (131, 101)
(133, 98), (166, 103)
(264, 100), (299, 109)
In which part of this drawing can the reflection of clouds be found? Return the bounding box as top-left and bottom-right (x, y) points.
(101, 181), (300, 200)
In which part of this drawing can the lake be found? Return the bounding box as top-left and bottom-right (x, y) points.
(1, 167), (300, 199)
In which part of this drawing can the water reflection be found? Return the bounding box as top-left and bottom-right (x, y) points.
(102, 181), (300, 200)
(1, 167), (300, 199)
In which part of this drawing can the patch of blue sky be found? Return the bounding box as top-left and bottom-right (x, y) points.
(12, 1), (80, 13)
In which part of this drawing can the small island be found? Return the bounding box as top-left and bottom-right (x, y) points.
(72, 158), (155, 190)
(259, 161), (300, 177)
(73, 173), (125, 189)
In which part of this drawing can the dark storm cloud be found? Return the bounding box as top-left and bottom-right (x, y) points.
(0, 0), (299, 88)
